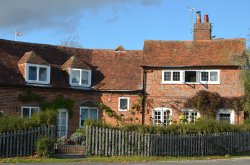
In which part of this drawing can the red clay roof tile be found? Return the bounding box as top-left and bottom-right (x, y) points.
(142, 39), (246, 67)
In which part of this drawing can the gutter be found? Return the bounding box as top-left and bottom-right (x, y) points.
(0, 83), (143, 94)
(142, 68), (147, 124)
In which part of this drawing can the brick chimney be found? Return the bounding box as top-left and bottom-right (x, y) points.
(193, 11), (212, 40)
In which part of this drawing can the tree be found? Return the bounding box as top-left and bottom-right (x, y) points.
(59, 35), (82, 48)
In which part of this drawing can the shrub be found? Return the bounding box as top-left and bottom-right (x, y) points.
(84, 117), (250, 135)
(84, 119), (111, 128)
(36, 137), (55, 157)
(0, 110), (57, 133)
(70, 130), (85, 145)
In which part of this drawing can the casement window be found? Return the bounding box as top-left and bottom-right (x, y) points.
(70, 68), (91, 87)
(21, 106), (40, 118)
(162, 71), (183, 83)
(153, 107), (172, 126)
(182, 109), (200, 123)
(216, 109), (235, 124)
(26, 64), (50, 84)
(118, 97), (129, 111)
(79, 107), (98, 127)
(200, 71), (219, 84)
(162, 70), (220, 84)
(184, 71), (197, 83)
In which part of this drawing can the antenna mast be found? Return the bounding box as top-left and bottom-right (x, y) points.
(188, 7), (195, 34)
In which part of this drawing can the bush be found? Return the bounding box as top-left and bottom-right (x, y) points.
(70, 129), (85, 145)
(84, 119), (111, 128)
(36, 137), (55, 157)
(84, 117), (250, 135)
(0, 110), (57, 133)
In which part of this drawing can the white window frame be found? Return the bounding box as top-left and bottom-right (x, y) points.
(162, 70), (183, 84)
(216, 109), (235, 125)
(79, 107), (99, 128)
(162, 70), (220, 84)
(70, 68), (91, 87)
(118, 97), (130, 111)
(21, 106), (40, 118)
(152, 107), (172, 126)
(182, 109), (200, 123)
(200, 70), (220, 84)
(25, 63), (51, 84)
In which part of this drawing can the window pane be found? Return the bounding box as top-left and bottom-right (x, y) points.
(90, 109), (98, 120)
(154, 111), (162, 125)
(201, 72), (209, 81)
(190, 112), (197, 123)
(185, 71), (197, 82)
(81, 71), (89, 85)
(164, 72), (171, 81)
(28, 66), (37, 80)
(219, 113), (230, 123)
(22, 108), (30, 117)
(71, 70), (80, 83)
(39, 67), (47, 81)
(30, 108), (39, 116)
(80, 108), (88, 127)
(172, 72), (180, 81)
(210, 71), (218, 81)
(119, 98), (128, 110)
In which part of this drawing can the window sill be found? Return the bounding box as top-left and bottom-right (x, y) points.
(118, 109), (129, 112)
(26, 80), (50, 85)
(161, 82), (220, 85)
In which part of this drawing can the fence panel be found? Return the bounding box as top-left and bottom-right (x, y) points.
(86, 126), (250, 157)
(0, 126), (56, 158)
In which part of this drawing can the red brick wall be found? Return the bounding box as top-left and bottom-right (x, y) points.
(144, 68), (244, 124)
(0, 87), (142, 134)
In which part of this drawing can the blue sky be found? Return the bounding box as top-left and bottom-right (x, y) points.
(0, 0), (250, 50)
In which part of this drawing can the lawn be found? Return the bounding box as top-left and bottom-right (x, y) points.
(1, 152), (250, 163)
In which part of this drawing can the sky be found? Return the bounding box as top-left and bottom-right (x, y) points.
(0, 0), (250, 50)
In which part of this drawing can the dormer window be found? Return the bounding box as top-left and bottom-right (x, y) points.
(70, 68), (91, 87)
(26, 64), (50, 84)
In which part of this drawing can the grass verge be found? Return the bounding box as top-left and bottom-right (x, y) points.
(0, 152), (250, 163)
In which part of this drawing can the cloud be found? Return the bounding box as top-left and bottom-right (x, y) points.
(0, 0), (162, 32)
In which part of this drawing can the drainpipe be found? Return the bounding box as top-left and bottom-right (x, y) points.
(142, 67), (147, 125)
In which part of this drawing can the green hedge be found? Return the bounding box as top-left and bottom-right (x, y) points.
(84, 117), (250, 135)
(0, 110), (57, 133)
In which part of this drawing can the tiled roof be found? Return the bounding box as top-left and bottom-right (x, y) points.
(0, 39), (143, 91)
(61, 56), (91, 70)
(18, 51), (49, 65)
(142, 39), (246, 67)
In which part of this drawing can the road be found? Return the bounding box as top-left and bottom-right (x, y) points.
(3, 157), (250, 165)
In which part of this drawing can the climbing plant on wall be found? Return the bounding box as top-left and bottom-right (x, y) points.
(184, 90), (243, 118)
(19, 91), (74, 117)
(41, 95), (74, 117)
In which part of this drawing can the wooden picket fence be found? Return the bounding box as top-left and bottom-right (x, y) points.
(85, 126), (250, 157)
(0, 126), (56, 158)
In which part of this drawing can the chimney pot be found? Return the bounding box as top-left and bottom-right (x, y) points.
(196, 11), (201, 23)
(204, 15), (209, 23)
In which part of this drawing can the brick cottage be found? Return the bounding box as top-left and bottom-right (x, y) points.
(0, 12), (246, 137)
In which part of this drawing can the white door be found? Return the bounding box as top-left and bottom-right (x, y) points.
(57, 109), (68, 138)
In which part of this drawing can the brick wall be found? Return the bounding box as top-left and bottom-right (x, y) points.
(0, 87), (142, 134)
(144, 68), (244, 124)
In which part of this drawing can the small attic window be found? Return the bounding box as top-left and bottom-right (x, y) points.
(26, 64), (51, 84)
(70, 68), (91, 87)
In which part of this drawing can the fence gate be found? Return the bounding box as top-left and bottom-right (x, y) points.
(54, 131), (85, 155)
